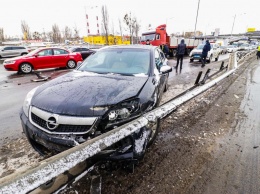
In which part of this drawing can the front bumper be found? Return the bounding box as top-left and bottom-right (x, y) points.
(20, 110), (77, 153)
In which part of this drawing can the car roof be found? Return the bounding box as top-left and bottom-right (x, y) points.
(98, 44), (156, 51)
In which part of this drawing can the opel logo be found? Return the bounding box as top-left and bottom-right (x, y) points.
(46, 116), (59, 130)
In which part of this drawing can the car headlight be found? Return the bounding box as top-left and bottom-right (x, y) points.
(23, 87), (39, 117)
(4, 60), (16, 65)
(108, 99), (140, 121)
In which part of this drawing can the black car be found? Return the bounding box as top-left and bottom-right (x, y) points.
(69, 47), (96, 60)
(20, 45), (172, 161)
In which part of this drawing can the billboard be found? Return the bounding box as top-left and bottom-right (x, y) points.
(247, 28), (256, 32)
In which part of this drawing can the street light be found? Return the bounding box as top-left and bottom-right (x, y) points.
(230, 13), (246, 36)
(194, 0), (201, 37)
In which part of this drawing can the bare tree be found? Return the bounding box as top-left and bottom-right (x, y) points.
(101, 5), (109, 45)
(0, 28), (4, 42)
(64, 26), (72, 40)
(32, 31), (41, 40)
(73, 26), (80, 40)
(21, 20), (31, 40)
(52, 24), (62, 43)
(46, 32), (53, 42)
(118, 18), (123, 38)
(133, 18), (140, 44)
(123, 12), (136, 44)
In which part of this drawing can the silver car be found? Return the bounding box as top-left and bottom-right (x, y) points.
(0, 46), (29, 58)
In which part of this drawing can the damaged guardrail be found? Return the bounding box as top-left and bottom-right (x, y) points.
(0, 50), (257, 194)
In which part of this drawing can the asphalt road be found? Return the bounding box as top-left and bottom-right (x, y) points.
(0, 53), (230, 146)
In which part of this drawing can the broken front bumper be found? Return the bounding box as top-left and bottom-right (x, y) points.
(20, 110), (77, 154)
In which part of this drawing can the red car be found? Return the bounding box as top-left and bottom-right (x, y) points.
(3, 47), (83, 74)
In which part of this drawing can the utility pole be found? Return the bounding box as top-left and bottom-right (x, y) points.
(230, 14), (236, 37)
(194, 0), (201, 38)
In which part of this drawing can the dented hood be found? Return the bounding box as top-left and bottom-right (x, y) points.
(31, 71), (148, 116)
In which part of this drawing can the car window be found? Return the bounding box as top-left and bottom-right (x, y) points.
(53, 49), (69, 55)
(78, 48), (150, 75)
(74, 48), (81, 52)
(4, 47), (12, 51)
(81, 48), (89, 51)
(155, 49), (163, 70)
(38, 49), (53, 56)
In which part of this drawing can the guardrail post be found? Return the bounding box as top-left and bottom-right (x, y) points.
(194, 71), (203, 85)
(200, 69), (211, 85)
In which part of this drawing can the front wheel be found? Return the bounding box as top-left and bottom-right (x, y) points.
(67, 60), (77, 69)
(207, 55), (212, 63)
(215, 55), (219, 61)
(147, 118), (160, 147)
(20, 63), (32, 74)
(190, 59), (194, 62)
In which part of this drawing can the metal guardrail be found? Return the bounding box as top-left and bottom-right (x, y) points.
(0, 50), (257, 194)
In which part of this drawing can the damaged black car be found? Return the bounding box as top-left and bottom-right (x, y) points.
(20, 45), (172, 161)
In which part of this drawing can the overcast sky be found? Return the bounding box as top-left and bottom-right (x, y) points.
(0, 0), (259, 38)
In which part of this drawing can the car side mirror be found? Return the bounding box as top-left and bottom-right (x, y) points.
(160, 65), (172, 74)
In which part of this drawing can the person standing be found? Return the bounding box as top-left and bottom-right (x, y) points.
(201, 40), (211, 67)
(257, 45), (260, 60)
(175, 39), (186, 71)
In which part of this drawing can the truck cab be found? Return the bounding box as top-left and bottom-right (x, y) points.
(140, 24), (167, 46)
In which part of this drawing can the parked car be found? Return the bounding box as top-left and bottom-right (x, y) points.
(189, 43), (220, 63)
(0, 46), (30, 58)
(3, 47), (82, 74)
(69, 47), (96, 60)
(220, 46), (228, 54)
(227, 45), (238, 53)
(20, 45), (172, 161)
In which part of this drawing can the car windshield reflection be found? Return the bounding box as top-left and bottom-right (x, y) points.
(78, 48), (150, 76)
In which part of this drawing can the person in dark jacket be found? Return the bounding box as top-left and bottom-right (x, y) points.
(175, 39), (186, 71)
(162, 44), (169, 58)
(201, 40), (211, 67)
(146, 39), (151, 45)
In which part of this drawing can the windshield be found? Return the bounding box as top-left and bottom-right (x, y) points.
(228, 45), (234, 48)
(196, 44), (205, 49)
(141, 34), (155, 41)
(27, 48), (42, 56)
(78, 48), (150, 75)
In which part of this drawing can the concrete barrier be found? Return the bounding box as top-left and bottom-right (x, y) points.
(0, 50), (256, 194)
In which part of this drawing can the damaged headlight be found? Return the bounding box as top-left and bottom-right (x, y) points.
(108, 99), (140, 121)
(23, 86), (38, 117)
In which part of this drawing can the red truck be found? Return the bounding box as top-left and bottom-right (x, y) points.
(140, 24), (203, 56)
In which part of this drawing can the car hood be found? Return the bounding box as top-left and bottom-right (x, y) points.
(31, 71), (148, 116)
(5, 55), (32, 61)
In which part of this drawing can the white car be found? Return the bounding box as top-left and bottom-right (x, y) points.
(227, 45), (238, 53)
(189, 43), (220, 63)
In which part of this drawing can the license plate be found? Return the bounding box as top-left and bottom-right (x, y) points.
(194, 54), (200, 58)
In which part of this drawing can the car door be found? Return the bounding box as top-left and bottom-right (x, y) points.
(1, 47), (13, 57)
(154, 49), (167, 95)
(52, 49), (69, 67)
(81, 48), (93, 59)
(33, 49), (53, 69)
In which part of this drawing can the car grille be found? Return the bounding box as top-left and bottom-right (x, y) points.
(31, 113), (92, 133)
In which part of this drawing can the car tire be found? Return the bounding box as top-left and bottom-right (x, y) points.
(190, 59), (194, 62)
(215, 55), (219, 61)
(147, 118), (160, 147)
(20, 63), (32, 74)
(67, 60), (77, 69)
(207, 55), (212, 63)
(21, 53), (28, 56)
